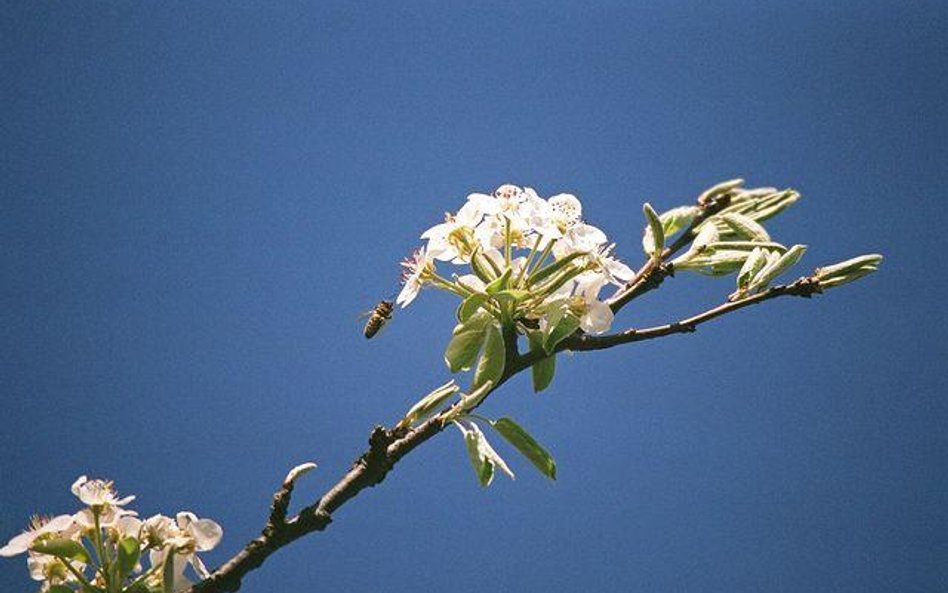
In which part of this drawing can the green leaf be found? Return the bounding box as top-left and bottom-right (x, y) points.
(751, 189), (800, 221)
(698, 178), (744, 204)
(444, 327), (487, 372)
(162, 547), (176, 593)
(485, 267), (512, 294)
(642, 203), (664, 261)
(816, 253), (884, 280)
(400, 380), (460, 427)
(491, 417), (557, 480)
(457, 293), (489, 323)
(46, 586), (74, 593)
(452, 309), (493, 335)
(473, 324), (505, 390)
(460, 379), (492, 408)
(543, 312), (580, 353)
(124, 583), (152, 593)
(461, 424), (494, 487)
(737, 247), (768, 291)
(690, 222), (720, 251)
(721, 212), (770, 241)
(528, 332), (555, 393)
(747, 244), (807, 292)
(644, 204), (699, 256)
(444, 311), (494, 372)
(30, 538), (90, 564)
(526, 251), (587, 287)
(491, 289), (530, 309)
(477, 453), (495, 486)
(705, 241), (787, 253)
(117, 536), (141, 580)
(819, 266), (878, 288)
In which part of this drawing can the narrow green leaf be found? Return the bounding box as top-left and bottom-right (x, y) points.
(469, 249), (496, 284)
(162, 547), (176, 593)
(543, 313), (580, 353)
(492, 417), (557, 480)
(485, 267), (512, 294)
(491, 289), (531, 309)
(698, 178), (744, 204)
(460, 423), (493, 487)
(124, 583), (152, 593)
(46, 586), (74, 593)
(690, 222), (719, 250)
(674, 250), (749, 276)
(642, 206), (696, 255)
(457, 293), (489, 323)
(751, 189), (800, 221)
(30, 538), (90, 564)
(401, 380), (460, 427)
(457, 380), (494, 413)
(704, 241), (787, 253)
(478, 456), (495, 487)
(721, 212), (770, 241)
(747, 244), (807, 292)
(526, 251), (587, 287)
(737, 247), (768, 290)
(642, 203), (664, 261)
(816, 254), (884, 280)
(819, 266), (879, 288)
(444, 327), (487, 372)
(117, 536), (141, 580)
(473, 324), (505, 390)
(661, 206), (698, 237)
(528, 332), (555, 393)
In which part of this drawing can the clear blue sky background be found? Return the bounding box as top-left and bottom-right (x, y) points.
(2, 2), (945, 592)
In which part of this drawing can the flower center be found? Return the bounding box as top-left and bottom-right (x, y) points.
(447, 227), (477, 259)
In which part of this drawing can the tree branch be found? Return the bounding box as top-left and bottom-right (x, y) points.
(186, 275), (823, 593)
(569, 276), (821, 351)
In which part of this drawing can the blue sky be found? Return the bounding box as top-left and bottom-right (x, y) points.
(1, 2), (945, 592)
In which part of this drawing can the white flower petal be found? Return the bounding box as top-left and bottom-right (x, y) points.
(190, 552), (211, 579)
(0, 532), (34, 557)
(70, 476), (88, 494)
(395, 278), (421, 308)
(420, 221), (451, 241)
(179, 514), (223, 552)
(44, 515), (75, 533)
(455, 274), (486, 292)
(73, 509), (97, 529)
(580, 301), (614, 334)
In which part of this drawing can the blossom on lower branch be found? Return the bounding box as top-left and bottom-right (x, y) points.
(1, 476), (222, 593)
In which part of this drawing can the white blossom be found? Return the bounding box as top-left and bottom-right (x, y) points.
(0, 515), (75, 557)
(145, 512), (223, 592)
(71, 476), (135, 510)
(28, 553), (84, 590)
(396, 246), (432, 308)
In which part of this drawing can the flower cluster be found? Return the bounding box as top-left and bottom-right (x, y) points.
(390, 185), (636, 487)
(390, 179), (881, 489)
(398, 184), (633, 336)
(1, 476), (222, 593)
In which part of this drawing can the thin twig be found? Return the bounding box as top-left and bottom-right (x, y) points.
(570, 276), (821, 351)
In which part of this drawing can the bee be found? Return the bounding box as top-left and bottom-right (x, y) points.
(362, 299), (394, 339)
